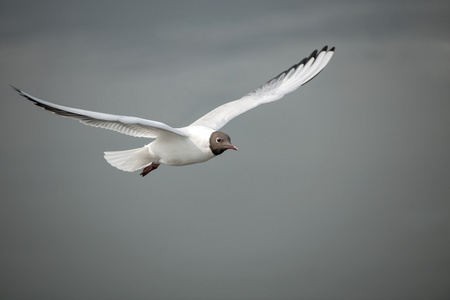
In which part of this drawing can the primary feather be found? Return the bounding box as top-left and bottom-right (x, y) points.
(10, 86), (187, 139)
(190, 46), (334, 130)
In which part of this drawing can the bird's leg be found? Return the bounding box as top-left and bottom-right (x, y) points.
(140, 163), (160, 177)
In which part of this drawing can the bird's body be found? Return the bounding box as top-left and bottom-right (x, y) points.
(12, 46), (334, 177)
(103, 125), (219, 176)
(142, 125), (216, 167)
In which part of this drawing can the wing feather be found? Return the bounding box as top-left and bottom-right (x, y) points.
(190, 46), (335, 130)
(11, 86), (187, 138)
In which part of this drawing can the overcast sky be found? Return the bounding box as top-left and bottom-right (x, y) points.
(1, 0), (449, 299)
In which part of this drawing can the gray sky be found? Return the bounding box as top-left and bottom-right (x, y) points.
(1, 0), (449, 299)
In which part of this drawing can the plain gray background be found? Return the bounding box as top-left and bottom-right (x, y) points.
(1, 0), (449, 299)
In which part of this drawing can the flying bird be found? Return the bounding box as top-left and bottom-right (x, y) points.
(12, 46), (335, 177)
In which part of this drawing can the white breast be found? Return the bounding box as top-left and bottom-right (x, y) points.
(149, 126), (215, 166)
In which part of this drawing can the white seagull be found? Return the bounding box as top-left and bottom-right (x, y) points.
(12, 46), (334, 177)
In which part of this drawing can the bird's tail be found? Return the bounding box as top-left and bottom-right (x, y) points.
(104, 146), (153, 172)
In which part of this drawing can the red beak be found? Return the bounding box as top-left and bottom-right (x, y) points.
(227, 144), (238, 151)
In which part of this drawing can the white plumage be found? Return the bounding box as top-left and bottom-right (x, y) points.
(12, 46), (335, 176)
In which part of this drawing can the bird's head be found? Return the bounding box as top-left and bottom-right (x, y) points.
(209, 131), (238, 155)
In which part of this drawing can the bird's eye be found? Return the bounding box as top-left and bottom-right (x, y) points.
(216, 137), (222, 143)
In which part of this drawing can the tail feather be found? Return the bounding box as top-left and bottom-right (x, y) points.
(104, 146), (153, 172)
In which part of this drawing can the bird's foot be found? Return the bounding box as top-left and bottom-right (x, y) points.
(140, 163), (160, 177)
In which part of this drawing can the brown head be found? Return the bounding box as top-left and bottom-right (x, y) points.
(209, 131), (238, 155)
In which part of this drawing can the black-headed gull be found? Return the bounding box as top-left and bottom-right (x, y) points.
(12, 46), (334, 177)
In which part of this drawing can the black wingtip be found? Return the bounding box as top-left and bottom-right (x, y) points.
(319, 46), (335, 53)
(10, 85), (29, 99)
(10, 85), (21, 93)
(308, 49), (318, 60)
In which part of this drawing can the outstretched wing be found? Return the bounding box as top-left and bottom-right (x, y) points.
(11, 86), (188, 138)
(190, 46), (335, 130)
